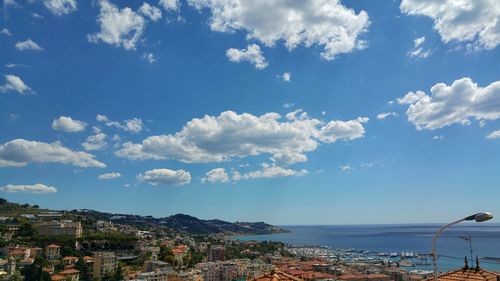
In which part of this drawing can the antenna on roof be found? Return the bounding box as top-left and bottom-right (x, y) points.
(459, 235), (473, 268)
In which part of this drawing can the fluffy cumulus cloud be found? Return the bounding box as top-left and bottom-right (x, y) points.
(51, 116), (87, 132)
(139, 2), (162, 21)
(319, 117), (369, 143)
(88, 0), (147, 50)
(188, 0), (370, 60)
(138, 168), (191, 186)
(376, 112), (398, 120)
(339, 164), (352, 171)
(408, 36), (431, 58)
(0, 183), (57, 194)
(280, 72), (291, 82)
(0, 139), (105, 168)
(43, 0), (77, 16)
(96, 115), (144, 133)
(233, 163), (308, 181)
(0, 28), (12, 36)
(98, 172), (122, 180)
(201, 168), (229, 183)
(159, 0), (180, 11)
(226, 44), (268, 70)
(0, 75), (35, 95)
(398, 77), (500, 130)
(144, 53), (157, 64)
(116, 110), (368, 165)
(486, 130), (500, 140)
(15, 39), (43, 51)
(82, 129), (107, 151)
(400, 0), (500, 50)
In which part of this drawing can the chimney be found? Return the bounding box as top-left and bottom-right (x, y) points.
(463, 256), (468, 270)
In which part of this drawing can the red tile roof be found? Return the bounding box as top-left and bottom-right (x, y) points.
(250, 270), (304, 281)
(425, 268), (500, 281)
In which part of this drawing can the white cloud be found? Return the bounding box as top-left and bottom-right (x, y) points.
(3, 0), (20, 8)
(340, 164), (352, 171)
(400, 0), (500, 50)
(398, 77), (500, 130)
(270, 152), (307, 166)
(51, 116), (87, 132)
(138, 168), (191, 186)
(0, 74), (35, 95)
(282, 102), (294, 109)
(376, 112), (398, 120)
(15, 39), (43, 51)
(43, 0), (77, 16)
(432, 135), (444, 140)
(139, 2), (162, 21)
(0, 183), (57, 194)
(226, 44), (268, 70)
(486, 130), (500, 140)
(0, 28), (12, 36)
(408, 36), (431, 58)
(96, 114), (144, 133)
(88, 0), (147, 50)
(201, 168), (229, 183)
(144, 52), (157, 64)
(82, 132), (107, 151)
(116, 110), (368, 165)
(9, 113), (20, 122)
(234, 163), (308, 181)
(0, 139), (105, 168)
(319, 117), (369, 143)
(188, 0), (370, 60)
(280, 72), (291, 82)
(397, 91), (427, 105)
(98, 172), (122, 180)
(159, 0), (180, 11)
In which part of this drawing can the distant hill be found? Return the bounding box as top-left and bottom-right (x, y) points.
(0, 198), (288, 235)
(78, 210), (288, 235)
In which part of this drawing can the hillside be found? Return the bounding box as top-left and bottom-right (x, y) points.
(0, 198), (288, 235)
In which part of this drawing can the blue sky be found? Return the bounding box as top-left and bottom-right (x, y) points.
(1, 0), (499, 225)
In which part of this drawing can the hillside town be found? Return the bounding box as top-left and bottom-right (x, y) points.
(1, 200), (498, 281)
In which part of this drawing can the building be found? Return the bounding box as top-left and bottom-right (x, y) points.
(45, 244), (61, 259)
(59, 269), (80, 281)
(8, 247), (30, 260)
(208, 245), (226, 262)
(38, 220), (83, 238)
(196, 261), (244, 281)
(93, 251), (117, 279)
(249, 270), (304, 281)
(62, 256), (79, 265)
(30, 247), (43, 258)
(172, 245), (189, 265)
(424, 258), (500, 281)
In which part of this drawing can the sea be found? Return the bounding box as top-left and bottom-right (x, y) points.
(236, 224), (500, 273)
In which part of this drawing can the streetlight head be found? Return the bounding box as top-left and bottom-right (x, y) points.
(474, 212), (493, 222)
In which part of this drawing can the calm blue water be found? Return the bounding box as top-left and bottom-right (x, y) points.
(237, 224), (500, 272)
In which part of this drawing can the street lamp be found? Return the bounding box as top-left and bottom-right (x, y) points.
(432, 212), (493, 281)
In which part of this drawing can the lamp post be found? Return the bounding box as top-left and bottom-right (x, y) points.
(432, 212), (493, 281)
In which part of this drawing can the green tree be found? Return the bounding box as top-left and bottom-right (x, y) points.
(17, 222), (36, 237)
(114, 264), (123, 281)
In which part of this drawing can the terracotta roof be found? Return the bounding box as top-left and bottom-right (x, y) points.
(425, 268), (500, 281)
(47, 244), (61, 248)
(63, 256), (78, 261)
(287, 269), (307, 276)
(338, 274), (368, 280)
(51, 275), (66, 281)
(83, 256), (93, 261)
(367, 274), (390, 279)
(60, 269), (80, 275)
(250, 270), (304, 281)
